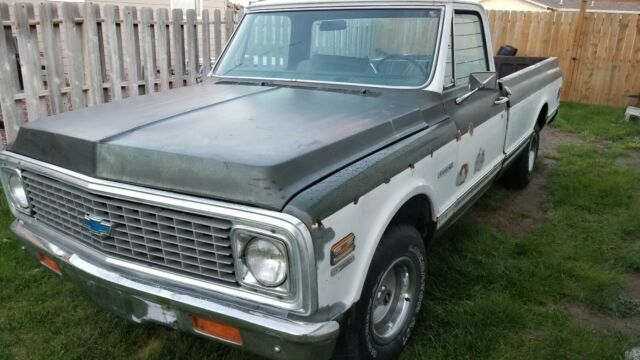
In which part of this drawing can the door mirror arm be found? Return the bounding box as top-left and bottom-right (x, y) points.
(455, 71), (498, 105)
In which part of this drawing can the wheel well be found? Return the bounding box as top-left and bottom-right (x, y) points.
(388, 194), (434, 241)
(537, 104), (548, 130)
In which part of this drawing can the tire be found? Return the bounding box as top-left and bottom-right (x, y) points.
(504, 125), (540, 189)
(336, 225), (427, 360)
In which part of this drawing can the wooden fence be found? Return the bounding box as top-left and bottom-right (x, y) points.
(0, 1), (241, 144)
(487, 10), (640, 107)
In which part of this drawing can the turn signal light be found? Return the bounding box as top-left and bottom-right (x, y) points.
(191, 316), (243, 345)
(37, 252), (61, 275)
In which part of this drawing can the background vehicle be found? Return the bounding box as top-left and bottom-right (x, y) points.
(1, 0), (561, 358)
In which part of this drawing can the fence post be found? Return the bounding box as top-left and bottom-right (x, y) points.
(172, 9), (185, 88)
(201, 9), (211, 75)
(62, 2), (86, 110)
(122, 6), (141, 97)
(15, 3), (46, 121)
(140, 7), (156, 94)
(40, 2), (65, 115)
(104, 5), (123, 101)
(156, 8), (171, 91)
(84, 3), (105, 106)
(0, 3), (20, 144)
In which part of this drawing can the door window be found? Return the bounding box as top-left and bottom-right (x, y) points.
(452, 12), (488, 87)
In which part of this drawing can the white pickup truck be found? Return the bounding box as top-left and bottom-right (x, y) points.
(2, 0), (562, 358)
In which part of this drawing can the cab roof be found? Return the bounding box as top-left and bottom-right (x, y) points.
(247, 0), (481, 11)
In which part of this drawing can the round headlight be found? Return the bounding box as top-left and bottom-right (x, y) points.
(244, 238), (287, 287)
(7, 172), (29, 209)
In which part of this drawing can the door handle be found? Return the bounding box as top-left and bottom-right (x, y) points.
(494, 97), (509, 105)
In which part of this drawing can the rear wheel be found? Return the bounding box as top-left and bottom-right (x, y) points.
(337, 225), (426, 359)
(504, 125), (540, 189)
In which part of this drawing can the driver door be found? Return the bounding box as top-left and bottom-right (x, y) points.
(443, 10), (507, 202)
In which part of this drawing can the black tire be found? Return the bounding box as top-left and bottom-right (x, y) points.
(504, 125), (540, 189)
(336, 225), (427, 360)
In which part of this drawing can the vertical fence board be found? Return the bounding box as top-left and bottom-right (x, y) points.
(84, 3), (104, 106)
(185, 9), (197, 85)
(201, 9), (211, 75)
(156, 8), (171, 91)
(15, 3), (46, 120)
(225, 7), (234, 43)
(40, 2), (65, 115)
(626, 16), (640, 105)
(140, 7), (155, 94)
(122, 6), (141, 96)
(0, 3), (20, 143)
(607, 14), (630, 106)
(104, 5), (123, 101)
(62, 2), (86, 109)
(172, 9), (184, 88)
(214, 9), (222, 57)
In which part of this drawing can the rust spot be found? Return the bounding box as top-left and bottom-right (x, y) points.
(456, 129), (462, 142)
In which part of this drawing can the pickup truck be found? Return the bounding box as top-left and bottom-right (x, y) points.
(0, 0), (562, 358)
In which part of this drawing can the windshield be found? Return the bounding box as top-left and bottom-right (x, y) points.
(214, 9), (442, 87)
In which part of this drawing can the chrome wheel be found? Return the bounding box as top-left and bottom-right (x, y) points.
(371, 256), (417, 344)
(528, 132), (539, 172)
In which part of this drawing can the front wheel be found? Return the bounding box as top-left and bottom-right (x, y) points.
(337, 225), (426, 360)
(504, 125), (540, 189)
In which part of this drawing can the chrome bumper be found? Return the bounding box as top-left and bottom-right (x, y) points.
(11, 219), (339, 360)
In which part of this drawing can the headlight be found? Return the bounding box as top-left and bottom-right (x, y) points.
(244, 238), (287, 287)
(2, 168), (29, 211)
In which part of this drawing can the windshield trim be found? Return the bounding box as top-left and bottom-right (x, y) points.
(211, 6), (445, 90)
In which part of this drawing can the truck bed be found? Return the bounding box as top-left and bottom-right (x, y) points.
(494, 56), (550, 79)
(494, 56), (562, 108)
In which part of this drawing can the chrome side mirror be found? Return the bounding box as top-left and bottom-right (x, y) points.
(455, 72), (498, 105)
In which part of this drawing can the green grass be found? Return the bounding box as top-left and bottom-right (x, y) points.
(2, 102), (640, 359)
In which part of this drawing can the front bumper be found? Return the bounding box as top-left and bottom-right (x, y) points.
(11, 219), (339, 360)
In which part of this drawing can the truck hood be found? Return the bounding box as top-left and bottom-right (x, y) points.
(10, 81), (440, 210)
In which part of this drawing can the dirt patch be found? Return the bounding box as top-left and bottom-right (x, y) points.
(563, 302), (640, 335)
(616, 149), (640, 168)
(539, 127), (584, 158)
(624, 275), (640, 303)
(471, 128), (582, 236)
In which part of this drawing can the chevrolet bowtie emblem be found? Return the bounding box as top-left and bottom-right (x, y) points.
(84, 214), (114, 238)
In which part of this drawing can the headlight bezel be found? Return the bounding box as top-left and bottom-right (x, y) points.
(1, 167), (31, 214)
(231, 226), (297, 299)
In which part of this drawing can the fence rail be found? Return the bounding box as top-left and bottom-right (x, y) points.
(0, 1), (241, 145)
(487, 9), (640, 107)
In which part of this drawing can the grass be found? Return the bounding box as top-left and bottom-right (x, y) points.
(1, 102), (640, 359)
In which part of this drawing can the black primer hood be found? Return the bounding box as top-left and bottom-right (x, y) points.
(10, 81), (443, 210)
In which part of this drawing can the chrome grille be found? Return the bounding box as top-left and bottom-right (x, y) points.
(22, 171), (237, 284)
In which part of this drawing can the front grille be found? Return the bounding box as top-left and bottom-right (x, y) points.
(22, 171), (237, 285)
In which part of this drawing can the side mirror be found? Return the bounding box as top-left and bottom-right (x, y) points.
(455, 71), (498, 104)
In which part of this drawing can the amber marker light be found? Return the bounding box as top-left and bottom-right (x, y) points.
(37, 252), (62, 275)
(331, 233), (356, 266)
(191, 316), (243, 345)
